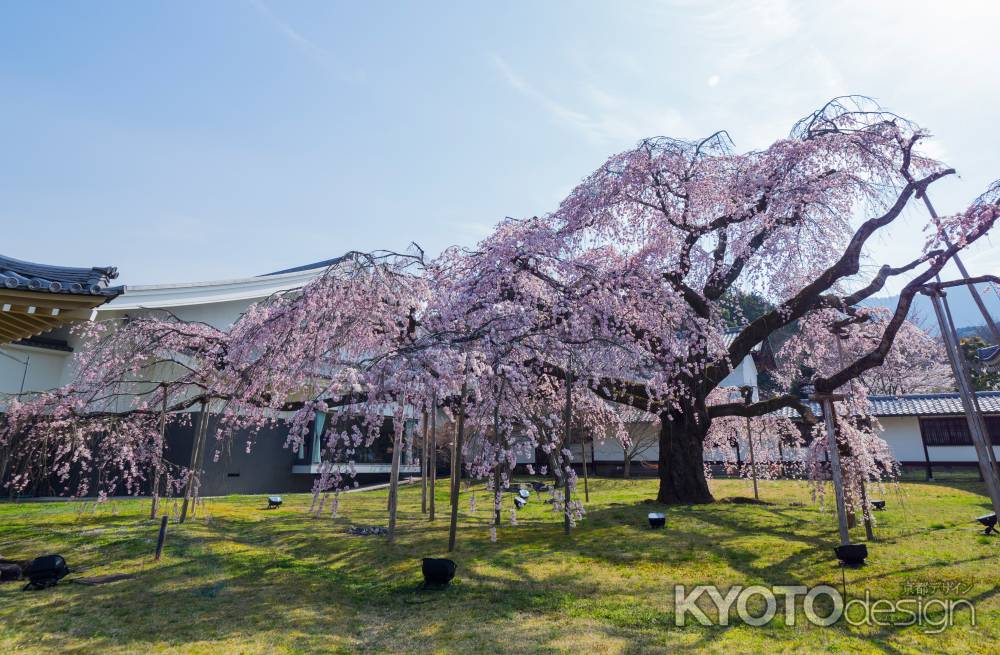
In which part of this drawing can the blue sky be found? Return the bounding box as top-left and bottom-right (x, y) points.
(3, 1), (999, 293)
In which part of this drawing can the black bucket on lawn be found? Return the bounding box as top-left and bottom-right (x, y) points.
(871, 500), (886, 511)
(422, 558), (456, 587)
(834, 543), (868, 567)
(23, 554), (69, 591)
(0, 563), (23, 582)
(648, 512), (666, 529)
(976, 513), (997, 535)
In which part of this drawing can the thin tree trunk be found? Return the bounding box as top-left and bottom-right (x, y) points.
(429, 393), (437, 521)
(623, 452), (631, 479)
(448, 358), (470, 552)
(387, 421), (403, 542)
(745, 415), (759, 501)
(548, 450), (561, 487)
(492, 393), (503, 529)
(581, 437), (590, 502)
(180, 401), (209, 524)
(858, 477), (875, 541)
(563, 364), (573, 535)
(421, 410), (429, 514)
(150, 386), (167, 519)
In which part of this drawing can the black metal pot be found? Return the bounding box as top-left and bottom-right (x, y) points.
(422, 558), (456, 587)
(834, 543), (868, 567)
(871, 500), (886, 511)
(648, 513), (666, 529)
(976, 513), (997, 535)
(23, 554), (69, 590)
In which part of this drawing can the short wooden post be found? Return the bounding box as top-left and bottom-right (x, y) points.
(154, 515), (168, 560)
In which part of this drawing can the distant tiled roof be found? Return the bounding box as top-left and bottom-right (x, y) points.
(0, 254), (122, 296)
(977, 344), (1000, 372)
(776, 391), (1000, 418)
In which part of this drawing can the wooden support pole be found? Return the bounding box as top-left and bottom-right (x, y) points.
(563, 363), (573, 536)
(387, 420), (403, 543)
(830, 338), (872, 538)
(154, 515), (168, 560)
(858, 476), (875, 542)
(429, 393), (437, 521)
(918, 419), (934, 481)
(741, 387), (759, 500)
(421, 410), (429, 514)
(492, 393), (503, 529)
(813, 394), (850, 546)
(448, 357), (470, 552)
(777, 440), (785, 478)
(922, 194), (1000, 346)
(150, 385), (167, 519)
(746, 415), (759, 501)
(929, 289), (1000, 515)
(180, 401), (209, 524)
(939, 287), (1000, 476)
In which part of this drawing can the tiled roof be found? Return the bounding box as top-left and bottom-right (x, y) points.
(977, 345), (1000, 372)
(775, 391), (1000, 418)
(0, 254), (122, 296)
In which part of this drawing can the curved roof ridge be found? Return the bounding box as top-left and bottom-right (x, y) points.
(0, 253), (122, 296)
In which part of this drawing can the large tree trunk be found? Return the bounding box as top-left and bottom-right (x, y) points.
(656, 410), (714, 504)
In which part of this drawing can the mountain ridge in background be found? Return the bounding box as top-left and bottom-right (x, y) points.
(863, 282), (1000, 337)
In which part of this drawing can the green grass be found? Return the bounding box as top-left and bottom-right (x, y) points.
(0, 477), (998, 654)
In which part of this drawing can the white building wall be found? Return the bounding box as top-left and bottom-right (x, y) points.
(879, 415), (1000, 465)
(0, 343), (72, 397)
(0, 267), (329, 405)
(878, 416), (925, 462)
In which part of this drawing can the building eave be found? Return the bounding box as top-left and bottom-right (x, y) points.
(100, 267), (329, 311)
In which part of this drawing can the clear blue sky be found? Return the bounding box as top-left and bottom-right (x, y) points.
(3, 1), (999, 291)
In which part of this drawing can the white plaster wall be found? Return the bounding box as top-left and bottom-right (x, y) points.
(96, 299), (253, 331)
(720, 357), (759, 397)
(877, 416), (925, 462)
(0, 344), (72, 400)
(876, 415), (1000, 464)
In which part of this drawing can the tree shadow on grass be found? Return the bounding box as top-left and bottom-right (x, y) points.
(2, 482), (998, 654)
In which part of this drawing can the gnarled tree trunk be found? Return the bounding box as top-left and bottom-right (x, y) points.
(657, 409), (713, 504)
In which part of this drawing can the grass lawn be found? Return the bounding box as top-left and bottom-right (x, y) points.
(1, 476), (998, 654)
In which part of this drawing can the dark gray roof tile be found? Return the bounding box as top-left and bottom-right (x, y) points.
(0, 254), (123, 296)
(774, 392), (1000, 418)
